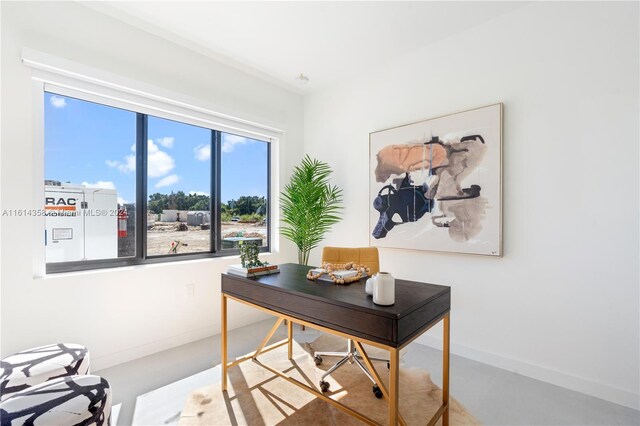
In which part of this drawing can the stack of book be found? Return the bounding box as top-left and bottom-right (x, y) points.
(227, 264), (280, 277)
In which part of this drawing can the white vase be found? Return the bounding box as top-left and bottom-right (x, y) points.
(373, 272), (395, 306)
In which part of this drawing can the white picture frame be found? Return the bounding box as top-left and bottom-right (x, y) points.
(369, 103), (503, 256)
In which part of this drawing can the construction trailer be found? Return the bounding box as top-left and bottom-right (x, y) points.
(160, 209), (188, 222)
(187, 211), (210, 226)
(44, 183), (119, 263)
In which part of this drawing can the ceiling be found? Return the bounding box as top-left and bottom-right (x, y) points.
(87, 1), (526, 94)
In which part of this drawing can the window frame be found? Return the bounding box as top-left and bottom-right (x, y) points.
(41, 88), (274, 274)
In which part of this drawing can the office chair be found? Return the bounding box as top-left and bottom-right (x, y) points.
(314, 246), (389, 398)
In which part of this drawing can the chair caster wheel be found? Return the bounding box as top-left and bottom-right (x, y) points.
(320, 380), (330, 393)
(373, 385), (383, 399)
(314, 355), (323, 365)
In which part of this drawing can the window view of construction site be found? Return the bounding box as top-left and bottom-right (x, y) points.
(44, 93), (268, 265)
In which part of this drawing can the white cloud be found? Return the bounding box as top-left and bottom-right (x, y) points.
(107, 141), (174, 177)
(194, 144), (211, 161)
(222, 134), (250, 153)
(189, 191), (209, 196)
(117, 197), (128, 205)
(49, 95), (67, 108)
(122, 155), (136, 173)
(105, 154), (135, 173)
(157, 137), (174, 148)
(148, 139), (175, 177)
(155, 174), (180, 188)
(81, 181), (116, 190)
(107, 144), (136, 173)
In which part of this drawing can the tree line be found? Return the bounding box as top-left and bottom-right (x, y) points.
(147, 191), (266, 219)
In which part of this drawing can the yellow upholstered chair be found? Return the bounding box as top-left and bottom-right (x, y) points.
(321, 246), (380, 275)
(314, 246), (388, 398)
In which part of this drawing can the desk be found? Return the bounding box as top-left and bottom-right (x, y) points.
(221, 263), (451, 425)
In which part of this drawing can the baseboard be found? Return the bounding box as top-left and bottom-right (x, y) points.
(415, 335), (639, 411)
(90, 317), (639, 411)
(91, 326), (215, 372)
(92, 311), (271, 372)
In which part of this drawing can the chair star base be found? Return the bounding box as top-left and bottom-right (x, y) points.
(314, 338), (389, 398)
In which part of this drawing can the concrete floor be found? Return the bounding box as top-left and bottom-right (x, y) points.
(96, 319), (639, 426)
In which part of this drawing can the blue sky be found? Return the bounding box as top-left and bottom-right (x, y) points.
(44, 93), (268, 205)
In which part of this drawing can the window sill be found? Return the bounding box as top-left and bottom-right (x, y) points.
(38, 249), (274, 278)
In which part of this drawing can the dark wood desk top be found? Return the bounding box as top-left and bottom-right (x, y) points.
(222, 263), (450, 348)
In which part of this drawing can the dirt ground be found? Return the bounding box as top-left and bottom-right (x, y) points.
(147, 221), (267, 256)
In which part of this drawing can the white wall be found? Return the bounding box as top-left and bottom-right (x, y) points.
(2, 0), (638, 411)
(0, 2), (302, 369)
(303, 2), (639, 409)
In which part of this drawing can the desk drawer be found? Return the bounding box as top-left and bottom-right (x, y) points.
(398, 292), (450, 345)
(223, 275), (396, 345)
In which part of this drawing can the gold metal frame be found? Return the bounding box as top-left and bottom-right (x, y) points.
(221, 293), (450, 425)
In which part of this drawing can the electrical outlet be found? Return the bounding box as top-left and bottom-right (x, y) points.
(186, 283), (195, 297)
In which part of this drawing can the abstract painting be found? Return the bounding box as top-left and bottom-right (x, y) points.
(369, 103), (502, 256)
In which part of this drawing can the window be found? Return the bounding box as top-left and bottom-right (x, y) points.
(44, 92), (271, 273)
(44, 93), (137, 263)
(220, 132), (269, 251)
(145, 115), (212, 256)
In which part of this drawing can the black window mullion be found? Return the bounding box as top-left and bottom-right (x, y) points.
(136, 114), (148, 260)
(212, 130), (222, 253)
(266, 140), (271, 253)
(209, 129), (215, 252)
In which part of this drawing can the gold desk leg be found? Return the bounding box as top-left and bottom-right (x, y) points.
(389, 347), (400, 425)
(287, 319), (293, 359)
(354, 341), (406, 426)
(443, 312), (450, 426)
(253, 317), (284, 358)
(221, 293), (228, 391)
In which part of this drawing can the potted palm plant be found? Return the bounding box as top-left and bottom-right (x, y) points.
(280, 155), (343, 265)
